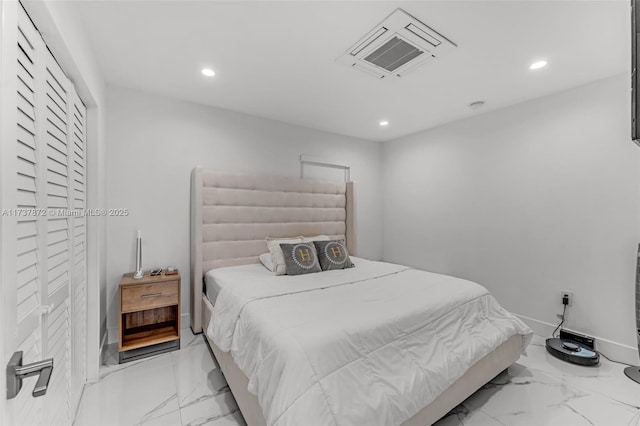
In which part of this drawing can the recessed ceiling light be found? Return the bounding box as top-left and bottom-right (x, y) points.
(201, 68), (215, 77)
(529, 60), (547, 70)
(379, 120), (389, 127)
(469, 101), (485, 110)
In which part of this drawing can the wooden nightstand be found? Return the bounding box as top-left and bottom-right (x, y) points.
(118, 270), (181, 363)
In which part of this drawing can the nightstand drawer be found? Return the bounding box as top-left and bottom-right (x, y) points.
(121, 281), (179, 312)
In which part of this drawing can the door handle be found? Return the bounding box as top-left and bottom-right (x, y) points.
(140, 293), (162, 299)
(6, 351), (54, 399)
(33, 365), (53, 397)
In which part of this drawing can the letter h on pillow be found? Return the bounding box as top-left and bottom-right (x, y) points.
(313, 239), (354, 271)
(278, 242), (322, 275)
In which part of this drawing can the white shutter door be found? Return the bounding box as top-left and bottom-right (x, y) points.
(10, 5), (46, 424)
(2, 3), (86, 424)
(42, 48), (72, 426)
(70, 89), (87, 412)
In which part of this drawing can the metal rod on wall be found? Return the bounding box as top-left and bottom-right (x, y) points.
(299, 155), (351, 181)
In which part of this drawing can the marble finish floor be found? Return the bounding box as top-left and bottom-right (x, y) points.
(74, 332), (640, 426)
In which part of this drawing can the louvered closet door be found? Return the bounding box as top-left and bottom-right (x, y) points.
(6, 4), (46, 424)
(69, 90), (87, 412)
(1, 3), (87, 425)
(41, 49), (73, 426)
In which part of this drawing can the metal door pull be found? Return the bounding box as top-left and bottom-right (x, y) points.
(33, 365), (53, 397)
(6, 351), (54, 399)
(141, 293), (162, 299)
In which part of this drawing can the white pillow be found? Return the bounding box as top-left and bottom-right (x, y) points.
(259, 253), (274, 272)
(302, 235), (331, 243)
(265, 236), (303, 275)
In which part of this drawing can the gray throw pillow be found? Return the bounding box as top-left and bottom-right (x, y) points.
(279, 242), (322, 275)
(313, 239), (354, 271)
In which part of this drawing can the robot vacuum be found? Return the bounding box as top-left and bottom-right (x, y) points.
(545, 338), (599, 366)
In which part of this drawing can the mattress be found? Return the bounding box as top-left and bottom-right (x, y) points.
(204, 255), (373, 306)
(206, 258), (533, 426)
(204, 268), (225, 305)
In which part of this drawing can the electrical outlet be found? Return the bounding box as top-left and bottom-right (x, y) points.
(560, 290), (573, 306)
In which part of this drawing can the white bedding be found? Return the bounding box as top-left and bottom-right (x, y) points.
(205, 269), (225, 305)
(206, 258), (533, 426)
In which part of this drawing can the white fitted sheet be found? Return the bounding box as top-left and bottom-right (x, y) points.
(206, 258), (533, 426)
(204, 268), (226, 305)
(204, 256), (369, 306)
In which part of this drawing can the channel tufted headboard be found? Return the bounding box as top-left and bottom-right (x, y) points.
(190, 168), (357, 332)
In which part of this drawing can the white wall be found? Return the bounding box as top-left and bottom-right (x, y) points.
(21, 0), (107, 381)
(383, 74), (640, 363)
(105, 86), (384, 342)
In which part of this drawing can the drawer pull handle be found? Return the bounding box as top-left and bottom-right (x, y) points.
(140, 293), (162, 299)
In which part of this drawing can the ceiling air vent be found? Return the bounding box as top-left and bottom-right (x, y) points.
(337, 8), (456, 79)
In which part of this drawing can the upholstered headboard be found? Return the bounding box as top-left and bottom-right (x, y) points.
(190, 168), (357, 332)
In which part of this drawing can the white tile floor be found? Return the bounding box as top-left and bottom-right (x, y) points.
(75, 332), (239, 426)
(74, 332), (640, 426)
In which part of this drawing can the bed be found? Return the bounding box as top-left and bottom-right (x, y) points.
(190, 168), (532, 426)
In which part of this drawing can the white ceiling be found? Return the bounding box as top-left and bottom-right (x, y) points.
(72, 1), (629, 142)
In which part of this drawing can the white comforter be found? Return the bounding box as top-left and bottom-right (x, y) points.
(207, 258), (532, 426)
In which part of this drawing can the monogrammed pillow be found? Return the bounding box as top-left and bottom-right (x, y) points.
(279, 242), (322, 275)
(313, 239), (354, 271)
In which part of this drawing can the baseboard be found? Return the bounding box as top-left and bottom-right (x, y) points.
(107, 327), (117, 345)
(99, 331), (107, 358)
(516, 314), (640, 366)
(107, 310), (638, 364)
(181, 313), (190, 329)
